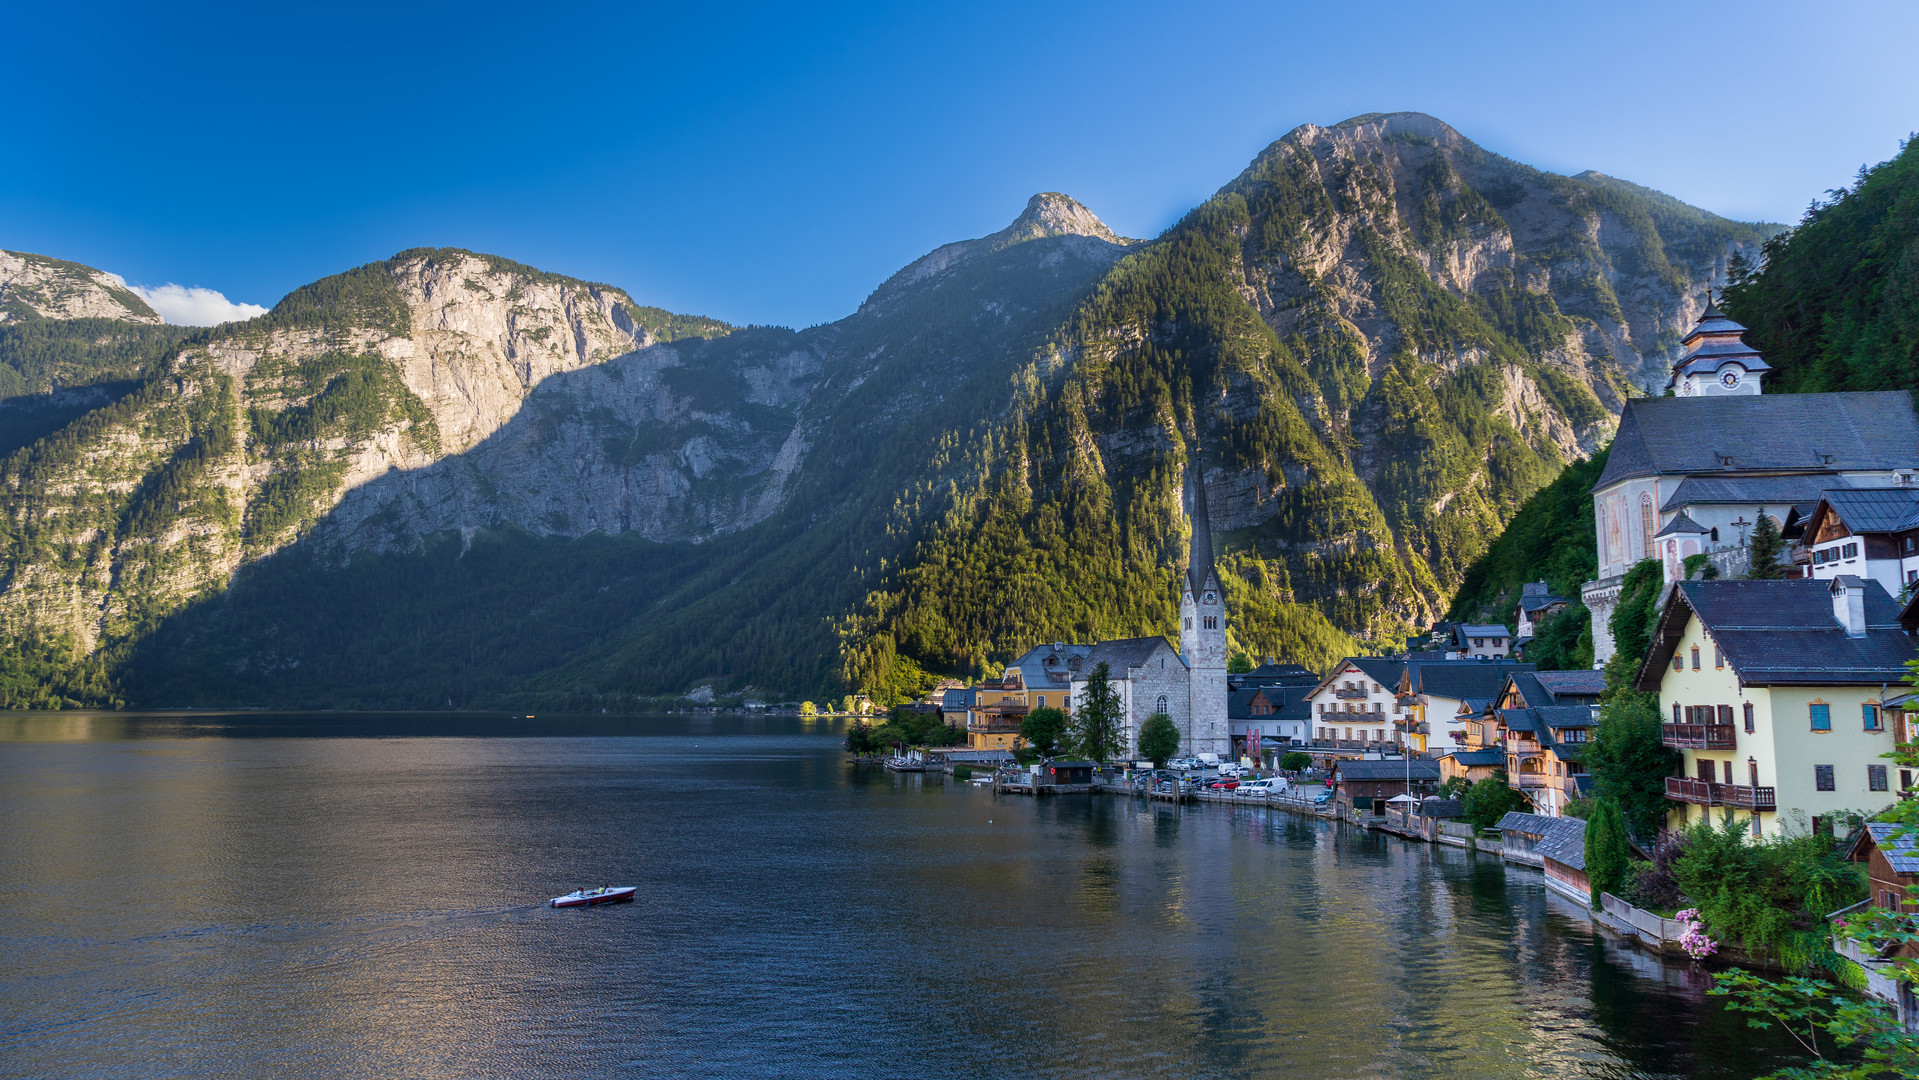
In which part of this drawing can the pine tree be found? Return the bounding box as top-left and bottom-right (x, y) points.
(1585, 796), (1631, 906)
(1747, 508), (1786, 579)
(1072, 661), (1123, 763)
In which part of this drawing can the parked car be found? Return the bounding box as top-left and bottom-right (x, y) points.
(1217, 763), (1248, 778)
(1235, 777), (1287, 798)
(1167, 757), (1204, 772)
(1312, 791), (1334, 806)
(1207, 777), (1239, 791)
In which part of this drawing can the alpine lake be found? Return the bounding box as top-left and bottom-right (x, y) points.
(0, 712), (1805, 1078)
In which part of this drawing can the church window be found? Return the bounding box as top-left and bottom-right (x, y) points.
(1184, 617), (1192, 630)
(1640, 493), (1656, 558)
(1596, 504), (1608, 566)
(1156, 695), (1168, 716)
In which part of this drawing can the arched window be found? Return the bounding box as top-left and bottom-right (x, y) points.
(1156, 695), (1168, 716)
(1640, 493), (1656, 560)
(1596, 503), (1608, 567)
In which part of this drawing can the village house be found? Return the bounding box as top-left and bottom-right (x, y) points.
(1844, 824), (1919, 915)
(1799, 487), (1919, 599)
(1001, 642), (1091, 714)
(1303, 656), (1410, 754)
(1399, 658), (1534, 754)
(1514, 581), (1569, 656)
(1439, 669), (1602, 800)
(1637, 576), (1915, 839)
(1450, 624), (1513, 659)
(964, 676), (1028, 752)
(1229, 684), (1311, 763)
(1534, 815), (1592, 905)
(1438, 697), (1507, 788)
(1331, 758), (1440, 819)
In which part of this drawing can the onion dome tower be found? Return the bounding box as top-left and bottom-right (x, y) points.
(1666, 293), (1769, 397)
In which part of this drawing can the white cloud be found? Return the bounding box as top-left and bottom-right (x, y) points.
(104, 273), (268, 326)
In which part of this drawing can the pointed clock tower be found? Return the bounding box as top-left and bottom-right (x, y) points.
(1178, 454), (1229, 758)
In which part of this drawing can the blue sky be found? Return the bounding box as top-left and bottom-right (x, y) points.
(4, 0), (1915, 327)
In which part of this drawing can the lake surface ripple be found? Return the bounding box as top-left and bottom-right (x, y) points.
(0, 713), (1793, 1078)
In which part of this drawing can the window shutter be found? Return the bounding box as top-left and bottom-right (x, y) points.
(1718, 705), (1733, 725)
(1815, 764), (1835, 791)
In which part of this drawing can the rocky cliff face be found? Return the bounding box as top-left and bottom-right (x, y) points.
(0, 249), (716, 650)
(0, 250), (161, 324)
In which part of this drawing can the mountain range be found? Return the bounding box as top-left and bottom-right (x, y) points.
(0, 112), (1778, 708)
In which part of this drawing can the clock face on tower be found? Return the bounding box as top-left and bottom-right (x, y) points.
(1720, 368), (1742, 389)
(1202, 591), (1217, 605)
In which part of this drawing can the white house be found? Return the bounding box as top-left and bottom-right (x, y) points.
(1800, 487), (1919, 601)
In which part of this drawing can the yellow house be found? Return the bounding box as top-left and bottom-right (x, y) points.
(1636, 577), (1913, 839)
(966, 676), (1029, 752)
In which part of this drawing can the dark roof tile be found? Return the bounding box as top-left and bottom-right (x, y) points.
(1595, 391), (1919, 490)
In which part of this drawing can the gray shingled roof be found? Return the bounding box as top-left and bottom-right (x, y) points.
(1537, 704), (1598, 730)
(1637, 578), (1916, 690)
(941, 687), (977, 710)
(1683, 306), (1747, 340)
(1004, 643), (1094, 690)
(1457, 624), (1511, 638)
(1595, 391), (1919, 491)
(1654, 511), (1709, 538)
(1818, 488), (1919, 534)
(1497, 811), (1559, 836)
(1336, 759), (1441, 782)
(1446, 748), (1505, 767)
(1660, 474), (1856, 514)
(1863, 823), (1919, 875)
(1534, 816), (1589, 870)
(1409, 661), (1536, 703)
(1519, 593), (1568, 613)
(1419, 798), (1466, 819)
(1080, 636), (1184, 673)
(1532, 670), (1606, 700)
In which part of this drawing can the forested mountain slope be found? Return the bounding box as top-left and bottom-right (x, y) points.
(844, 113), (1772, 696)
(2, 116), (1777, 708)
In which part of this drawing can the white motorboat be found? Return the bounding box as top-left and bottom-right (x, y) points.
(550, 885), (637, 908)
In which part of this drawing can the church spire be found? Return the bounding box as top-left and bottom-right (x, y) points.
(1186, 449), (1216, 595)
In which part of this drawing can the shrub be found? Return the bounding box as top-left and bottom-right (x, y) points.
(953, 766), (972, 781)
(1280, 752), (1311, 773)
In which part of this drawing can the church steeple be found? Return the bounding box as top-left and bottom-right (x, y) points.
(1185, 450), (1218, 596)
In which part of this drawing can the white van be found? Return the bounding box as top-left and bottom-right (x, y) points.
(1235, 777), (1288, 798)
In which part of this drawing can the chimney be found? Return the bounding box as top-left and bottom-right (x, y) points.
(1830, 576), (1867, 638)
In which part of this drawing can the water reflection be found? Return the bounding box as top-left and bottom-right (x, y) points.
(0, 715), (1803, 1078)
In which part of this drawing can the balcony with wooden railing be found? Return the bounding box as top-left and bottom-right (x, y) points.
(1662, 723), (1736, 750)
(1333, 688), (1371, 700)
(1665, 776), (1776, 810)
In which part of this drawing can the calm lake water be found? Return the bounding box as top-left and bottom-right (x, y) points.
(0, 712), (1797, 1079)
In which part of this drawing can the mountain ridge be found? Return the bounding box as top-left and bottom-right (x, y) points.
(0, 114), (1778, 708)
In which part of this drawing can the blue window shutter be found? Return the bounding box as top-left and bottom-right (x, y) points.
(1810, 704), (1831, 731)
